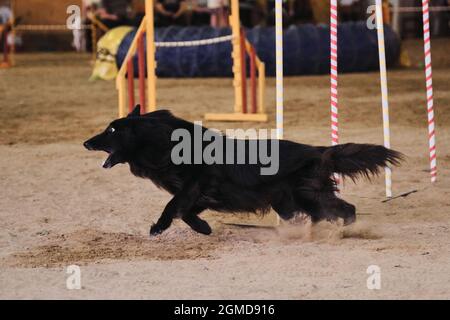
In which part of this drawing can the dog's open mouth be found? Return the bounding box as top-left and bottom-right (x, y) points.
(102, 152), (115, 169)
(101, 151), (124, 169)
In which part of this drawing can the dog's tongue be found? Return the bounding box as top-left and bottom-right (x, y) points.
(102, 153), (114, 169)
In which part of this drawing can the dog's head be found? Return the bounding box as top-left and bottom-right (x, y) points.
(83, 105), (144, 169)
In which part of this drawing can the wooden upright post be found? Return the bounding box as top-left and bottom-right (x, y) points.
(138, 33), (146, 113)
(146, 0), (157, 112)
(240, 29), (247, 114)
(118, 76), (128, 118)
(250, 45), (257, 114)
(258, 62), (265, 114)
(127, 59), (135, 111)
(230, 0), (242, 114)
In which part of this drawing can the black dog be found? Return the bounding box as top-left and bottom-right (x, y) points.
(84, 106), (402, 236)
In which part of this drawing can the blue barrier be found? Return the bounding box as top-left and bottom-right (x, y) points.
(116, 22), (401, 78)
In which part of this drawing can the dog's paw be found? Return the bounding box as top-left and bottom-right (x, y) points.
(343, 214), (356, 226)
(183, 217), (212, 235)
(193, 220), (212, 235)
(149, 224), (164, 236)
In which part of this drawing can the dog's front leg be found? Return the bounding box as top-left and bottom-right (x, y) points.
(150, 198), (179, 236)
(150, 180), (200, 236)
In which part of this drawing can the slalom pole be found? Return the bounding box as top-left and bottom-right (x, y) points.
(421, 0), (437, 182)
(375, 0), (393, 198)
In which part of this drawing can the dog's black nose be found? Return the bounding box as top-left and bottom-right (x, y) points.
(83, 141), (92, 150)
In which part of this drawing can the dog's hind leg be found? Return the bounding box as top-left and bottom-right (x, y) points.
(270, 181), (311, 220)
(319, 194), (356, 225)
(298, 194), (356, 225)
(272, 191), (298, 220)
(182, 206), (212, 235)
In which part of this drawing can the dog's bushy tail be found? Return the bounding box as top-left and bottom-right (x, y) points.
(320, 143), (404, 181)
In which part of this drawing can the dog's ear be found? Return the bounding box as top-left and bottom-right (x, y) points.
(128, 105), (141, 117)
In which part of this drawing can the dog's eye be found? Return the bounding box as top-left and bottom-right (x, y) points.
(108, 127), (115, 133)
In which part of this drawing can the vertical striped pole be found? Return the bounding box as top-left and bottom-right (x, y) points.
(421, 0), (437, 182)
(330, 0), (340, 190)
(375, 0), (392, 198)
(273, 0), (283, 225)
(330, 0), (339, 147)
(275, 0), (283, 140)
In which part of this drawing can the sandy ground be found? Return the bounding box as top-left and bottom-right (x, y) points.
(0, 39), (450, 299)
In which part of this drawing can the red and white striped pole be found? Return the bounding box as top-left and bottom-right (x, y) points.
(330, 0), (339, 148)
(421, 0), (437, 183)
(330, 0), (340, 190)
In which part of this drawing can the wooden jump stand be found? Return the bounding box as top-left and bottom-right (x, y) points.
(204, 0), (268, 123)
(116, 0), (267, 122)
(116, 0), (156, 117)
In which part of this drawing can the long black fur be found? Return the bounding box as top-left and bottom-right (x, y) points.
(84, 106), (403, 236)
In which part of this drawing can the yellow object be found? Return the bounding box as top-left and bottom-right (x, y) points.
(90, 26), (133, 81)
(399, 47), (412, 68)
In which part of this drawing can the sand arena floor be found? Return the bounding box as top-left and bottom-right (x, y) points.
(0, 39), (449, 299)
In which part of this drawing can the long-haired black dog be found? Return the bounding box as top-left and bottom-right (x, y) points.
(84, 106), (402, 236)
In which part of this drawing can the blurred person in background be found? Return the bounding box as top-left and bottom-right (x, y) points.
(431, 0), (449, 36)
(130, 0), (146, 26)
(0, 1), (11, 25)
(290, 0), (314, 24)
(207, 0), (229, 27)
(339, 0), (362, 22)
(155, 0), (194, 26)
(97, 0), (133, 28)
(0, 0), (12, 60)
(188, 0), (212, 26)
(265, 0), (296, 26)
(82, 0), (102, 52)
